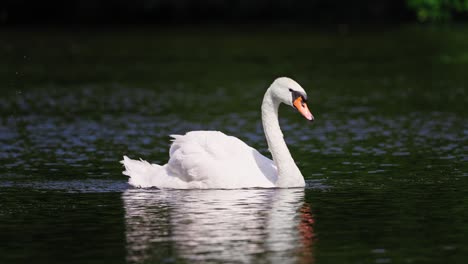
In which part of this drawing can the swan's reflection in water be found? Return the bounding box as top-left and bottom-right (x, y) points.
(123, 188), (314, 263)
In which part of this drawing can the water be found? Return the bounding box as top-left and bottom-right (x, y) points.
(123, 188), (313, 263)
(1, 26), (468, 263)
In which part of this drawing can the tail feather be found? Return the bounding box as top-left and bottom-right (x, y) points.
(121, 155), (165, 188)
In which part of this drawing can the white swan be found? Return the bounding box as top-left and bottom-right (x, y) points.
(121, 77), (314, 189)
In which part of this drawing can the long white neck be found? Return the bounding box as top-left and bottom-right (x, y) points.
(261, 88), (305, 187)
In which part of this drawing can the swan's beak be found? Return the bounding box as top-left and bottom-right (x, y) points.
(293, 97), (314, 121)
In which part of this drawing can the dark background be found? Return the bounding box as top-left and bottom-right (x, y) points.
(1, 0), (466, 25)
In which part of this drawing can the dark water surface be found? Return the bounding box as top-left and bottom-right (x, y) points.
(1, 26), (468, 263)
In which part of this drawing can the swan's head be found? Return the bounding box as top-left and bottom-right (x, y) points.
(271, 77), (314, 121)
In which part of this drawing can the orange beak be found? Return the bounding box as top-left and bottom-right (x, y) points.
(293, 97), (314, 121)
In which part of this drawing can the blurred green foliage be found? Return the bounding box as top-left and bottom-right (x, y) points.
(408, 0), (468, 21)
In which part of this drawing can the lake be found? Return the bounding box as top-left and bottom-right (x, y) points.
(0, 25), (467, 263)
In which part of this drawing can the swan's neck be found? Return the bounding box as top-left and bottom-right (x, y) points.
(262, 89), (304, 187)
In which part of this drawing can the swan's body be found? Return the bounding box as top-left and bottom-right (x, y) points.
(123, 131), (277, 188)
(122, 77), (314, 189)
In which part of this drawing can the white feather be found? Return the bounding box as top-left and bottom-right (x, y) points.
(122, 131), (277, 188)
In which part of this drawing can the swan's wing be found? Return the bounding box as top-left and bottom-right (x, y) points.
(167, 131), (277, 187)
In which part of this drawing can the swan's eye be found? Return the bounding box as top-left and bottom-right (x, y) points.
(290, 89), (306, 106)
